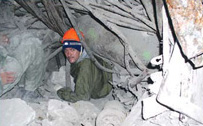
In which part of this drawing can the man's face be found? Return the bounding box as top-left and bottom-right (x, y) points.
(64, 48), (80, 63)
(0, 34), (9, 46)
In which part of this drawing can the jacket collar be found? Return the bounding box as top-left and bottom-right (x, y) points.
(76, 49), (89, 63)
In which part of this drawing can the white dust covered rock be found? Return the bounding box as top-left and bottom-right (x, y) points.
(96, 100), (127, 126)
(42, 99), (79, 126)
(71, 101), (100, 126)
(0, 98), (36, 126)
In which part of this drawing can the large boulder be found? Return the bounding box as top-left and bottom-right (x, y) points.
(0, 98), (36, 126)
(77, 15), (159, 67)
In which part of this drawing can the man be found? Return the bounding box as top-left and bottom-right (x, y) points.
(57, 28), (112, 102)
(0, 35), (15, 86)
(0, 31), (44, 98)
(0, 35), (16, 93)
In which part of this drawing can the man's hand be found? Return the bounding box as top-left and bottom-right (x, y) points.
(0, 72), (15, 85)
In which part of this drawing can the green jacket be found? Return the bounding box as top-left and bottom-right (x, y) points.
(57, 57), (112, 102)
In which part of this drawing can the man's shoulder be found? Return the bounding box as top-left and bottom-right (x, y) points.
(71, 58), (94, 71)
(77, 58), (92, 66)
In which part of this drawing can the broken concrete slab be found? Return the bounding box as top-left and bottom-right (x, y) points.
(157, 6), (203, 124)
(142, 95), (168, 119)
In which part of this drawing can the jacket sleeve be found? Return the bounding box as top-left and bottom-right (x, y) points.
(57, 60), (93, 102)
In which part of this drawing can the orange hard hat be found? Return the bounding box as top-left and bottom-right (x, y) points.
(61, 28), (84, 43)
(61, 28), (85, 52)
